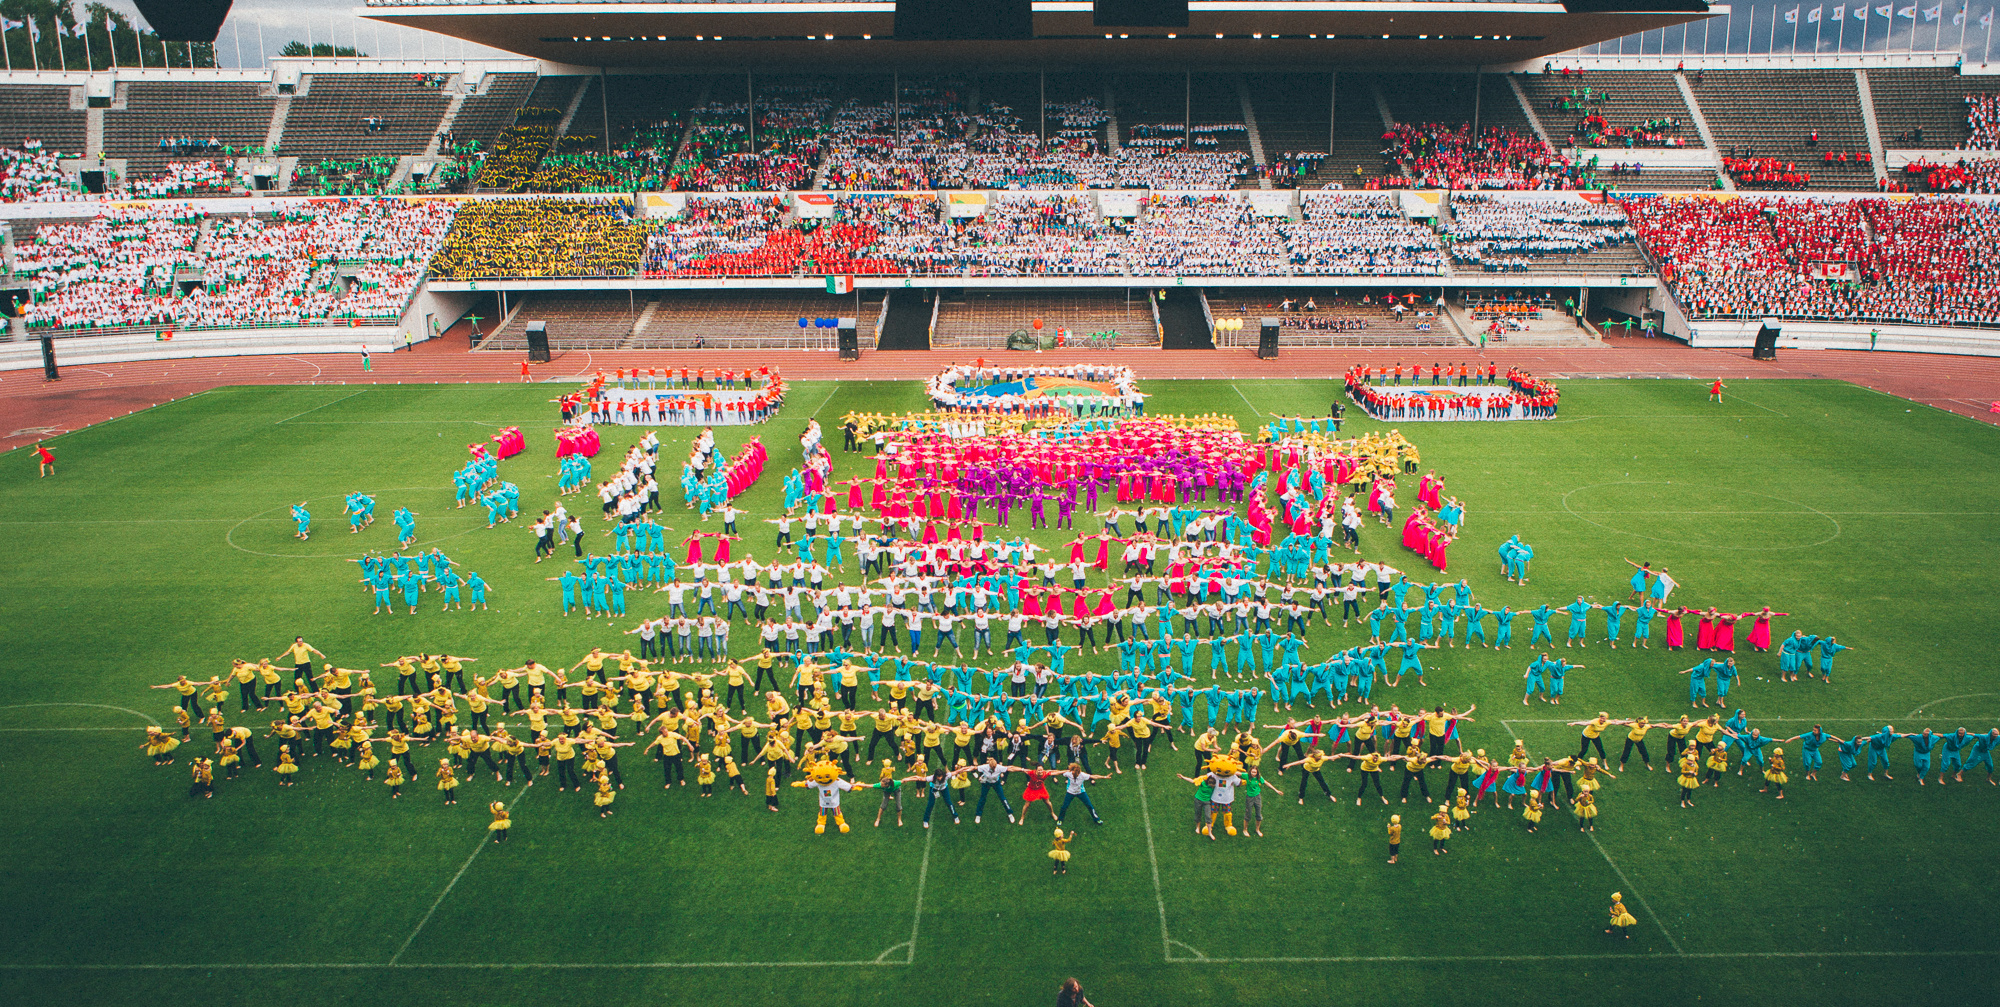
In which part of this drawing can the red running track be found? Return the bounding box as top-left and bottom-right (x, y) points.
(3, 334), (1997, 451)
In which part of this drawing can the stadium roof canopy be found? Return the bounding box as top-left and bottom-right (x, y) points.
(359, 1), (1721, 71)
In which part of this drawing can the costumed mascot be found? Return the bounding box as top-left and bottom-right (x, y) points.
(794, 758), (854, 835)
(1200, 753), (1246, 838)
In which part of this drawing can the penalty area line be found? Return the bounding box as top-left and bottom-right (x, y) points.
(1495, 721), (1686, 951)
(12, 949), (1991, 970)
(1230, 383), (1263, 417)
(1163, 950), (2000, 964)
(274, 389), (368, 425)
(389, 780), (535, 965)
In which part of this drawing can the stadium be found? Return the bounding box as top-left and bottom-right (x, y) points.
(1, 0), (1998, 1003)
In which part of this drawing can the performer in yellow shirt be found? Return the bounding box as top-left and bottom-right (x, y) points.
(1048, 827), (1076, 876)
(1428, 804), (1452, 855)
(1605, 893), (1636, 939)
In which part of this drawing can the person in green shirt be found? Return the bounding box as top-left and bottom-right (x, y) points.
(1188, 774), (1215, 833)
(1240, 772), (1270, 837)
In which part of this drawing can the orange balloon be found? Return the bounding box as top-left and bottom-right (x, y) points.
(1032, 318), (1044, 330)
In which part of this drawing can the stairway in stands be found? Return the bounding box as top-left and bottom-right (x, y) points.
(1156, 288), (1212, 350)
(876, 289), (934, 350)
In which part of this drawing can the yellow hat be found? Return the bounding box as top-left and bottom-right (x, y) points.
(1611, 892), (1622, 900)
(1054, 827), (1065, 837)
(1390, 814), (1401, 824)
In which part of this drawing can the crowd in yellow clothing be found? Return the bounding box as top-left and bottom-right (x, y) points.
(428, 199), (658, 280)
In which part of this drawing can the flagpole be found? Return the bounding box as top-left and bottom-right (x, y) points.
(1793, 9), (1802, 51)
(58, 20), (67, 71)
(1817, 9), (1825, 50)
(84, 18), (93, 70)
(3, 25), (12, 72)
(1987, 6), (1993, 61)
(1839, 7), (1846, 50)
(1961, 4), (1971, 51)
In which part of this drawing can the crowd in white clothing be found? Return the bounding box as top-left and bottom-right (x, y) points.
(0, 143), (87, 203)
(122, 160), (246, 200)
(1133, 195), (1287, 276)
(18, 199), (458, 331)
(1443, 195), (1634, 273)
(1284, 194), (1446, 277)
(1963, 93), (2000, 151)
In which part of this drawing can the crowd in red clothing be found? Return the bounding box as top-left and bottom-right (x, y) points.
(1342, 365), (1559, 421)
(1623, 194), (2000, 325)
(1897, 157), (2000, 195)
(1721, 156), (1812, 190)
(1381, 123), (1585, 191)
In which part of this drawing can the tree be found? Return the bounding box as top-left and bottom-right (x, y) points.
(279, 41), (367, 58)
(0, 1), (217, 71)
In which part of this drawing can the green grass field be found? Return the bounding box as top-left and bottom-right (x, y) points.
(2, 376), (1998, 1007)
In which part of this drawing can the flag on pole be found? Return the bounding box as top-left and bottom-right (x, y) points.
(826, 276), (854, 295)
(1875, 4), (1893, 15)
(1954, 3), (1968, 22)
(1809, 5), (1824, 21)
(0, 17), (24, 32)
(26, 15), (40, 42)
(1983, 8), (1995, 25)
(1898, 4), (1917, 16)
(1924, 4), (1943, 18)
(1832, 5), (1846, 19)
(1786, 6), (1800, 21)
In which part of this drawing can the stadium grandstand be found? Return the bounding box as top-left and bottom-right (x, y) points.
(2, 1), (1999, 365)
(11, 8), (2000, 1007)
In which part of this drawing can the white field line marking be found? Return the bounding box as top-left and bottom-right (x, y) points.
(880, 820), (934, 964)
(5, 949), (1996, 969)
(0, 960), (905, 970)
(281, 356), (325, 379)
(274, 389), (367, 425)
(1497, 717), (1682, 951)
(1163, 950), (2000, 964)
(1504, 718), (1960, 727)
(807, 385), (842, 420)
(1587, 831), (1683, 955)
(1488, 507), (2000, 515)
(1136, 766), (1179, 962)
(1731, 394), (1788, 417)
(0, 727), (150, 732)
(1230, 383), (1263, 417)
(0, 703), (162, 727)
(390, 780), (535, 965)
(1907, 694), (2000, 717)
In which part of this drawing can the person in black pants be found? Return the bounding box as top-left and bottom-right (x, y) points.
(1288, 750), (1333, 803)
(1399, 750), (1432, 803)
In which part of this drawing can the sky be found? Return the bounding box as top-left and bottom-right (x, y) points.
(91, 0), (2000, 68)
